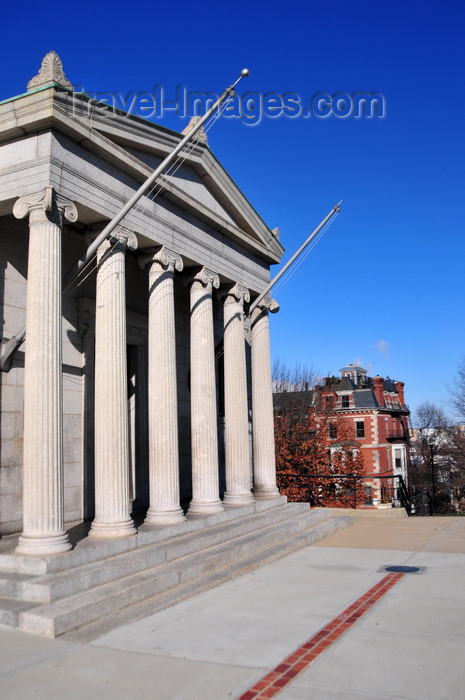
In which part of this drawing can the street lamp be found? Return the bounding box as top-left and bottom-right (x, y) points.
(429, 438), (436, 514)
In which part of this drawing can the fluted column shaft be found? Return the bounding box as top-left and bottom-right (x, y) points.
(140, 247), (185, 524)
(90, 233), (137, 538)
(251, 297), (281, 499)
(188, 268), (223, 515)
(221, 284), (254, 505)
(13, 187), (76, 555)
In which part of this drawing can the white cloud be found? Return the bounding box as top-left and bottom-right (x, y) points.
(374, 339), (391, 361)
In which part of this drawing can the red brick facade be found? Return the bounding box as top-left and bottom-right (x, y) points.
(315, 364), (410, 505)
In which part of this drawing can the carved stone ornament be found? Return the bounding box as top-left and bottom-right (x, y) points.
(27, 51), (73, 92)
(86, 225), (138, 252)
(181, 116), (209, 146)
(256, 294), (280, 314)
(187, 266), (220, 291)
(13, 187), (78, 223)
(106, 230), (138, 252)
(138, 246), (183, 273)
(111, 229), (138, 252)
(218, 282), (250, 305)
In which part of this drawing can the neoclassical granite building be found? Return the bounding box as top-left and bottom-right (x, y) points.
(0, 53), (284, 554)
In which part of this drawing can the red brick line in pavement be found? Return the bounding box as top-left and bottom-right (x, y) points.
(239, 572), (404, 700)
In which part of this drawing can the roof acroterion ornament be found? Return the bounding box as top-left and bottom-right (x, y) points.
(181, 116), (209, 145)
(27, 51), (73, 91)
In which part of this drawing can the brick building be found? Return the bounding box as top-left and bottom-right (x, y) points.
(315, 363), (410, 505)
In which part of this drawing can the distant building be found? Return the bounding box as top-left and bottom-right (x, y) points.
(314, 363), (410, 505)
(409, 425), (465, 513)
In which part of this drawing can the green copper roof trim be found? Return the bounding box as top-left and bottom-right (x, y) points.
(0, 82), (74, 106)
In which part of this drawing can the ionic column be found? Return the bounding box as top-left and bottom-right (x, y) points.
(13, 187), (76, 555)
(220, 283), (254, 505)
(139, 247), (185, 524)
(89, 231), (137, 538)
(77, 299), (96, 520)
(251, 296), (281, 499)
(187, 268), (223, 515)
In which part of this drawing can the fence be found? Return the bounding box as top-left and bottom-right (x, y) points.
(276, 472), (433, 516)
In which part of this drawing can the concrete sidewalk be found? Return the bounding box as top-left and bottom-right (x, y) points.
(0, 514), (464, 699)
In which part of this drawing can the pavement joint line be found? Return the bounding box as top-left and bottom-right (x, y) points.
(237, 572), (404, 699)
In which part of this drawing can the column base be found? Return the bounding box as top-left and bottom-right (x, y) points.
(253, 486), (281, 500)
(223, 491), (255, 506)
(144, 507), (186, 525)
(187, 499), (224, 516)
(89, 518), (137, 538)
(15, 531), (72, 556)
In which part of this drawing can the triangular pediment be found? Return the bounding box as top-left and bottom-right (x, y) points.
(124, 147), (241, 230)
(77, 100), (283, 263)
(0, 86), (284, 264)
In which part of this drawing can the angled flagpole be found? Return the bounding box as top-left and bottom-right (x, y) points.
(63, 68), (250, 291)
(0, 69), (250, 370)
(248, 199), (342, 315)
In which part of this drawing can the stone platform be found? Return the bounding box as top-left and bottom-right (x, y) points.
(0, 501), (351, 638)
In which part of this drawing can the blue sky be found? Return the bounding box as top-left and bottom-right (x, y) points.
(1, 0), (464, 419)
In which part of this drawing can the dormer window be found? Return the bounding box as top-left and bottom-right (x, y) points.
(324, 395), (334, 410)
(341, 395), (350, 408)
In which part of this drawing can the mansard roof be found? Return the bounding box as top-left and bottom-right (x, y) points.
(317, 363), (409, 414)
(384, 378), (398, 393)
(352, 389), (379, 408)
(337, 376), (356, 391)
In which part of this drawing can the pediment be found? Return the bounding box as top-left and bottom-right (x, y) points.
(0, 87), (284, 264)
(125, 149), (240, 229)
(83, 105), (283, 263)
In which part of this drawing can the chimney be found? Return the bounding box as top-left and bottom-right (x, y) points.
(394, 380), (405, 407)
(372, 376), (385, 407)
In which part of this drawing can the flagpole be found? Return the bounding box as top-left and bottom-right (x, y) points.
(62, 68), (250, 291)
(248, 200), (342, 315)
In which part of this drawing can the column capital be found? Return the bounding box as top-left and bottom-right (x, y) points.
(138, 246), (183, 274)
(218, 282), (250, 305)
(87, 225), (138, 253)
(13, 187), (78, 226)
(251, 294), (280, 320)
(186, 266), (220, 291)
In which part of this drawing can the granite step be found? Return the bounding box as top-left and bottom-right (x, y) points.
(0, 498), (290, 575)
(0, 597), (36, 628)
(0, 570), (35, 598)
(0, 505), (352, 638)
(64, 514), (351, 643)
(6, 502), (314, 604)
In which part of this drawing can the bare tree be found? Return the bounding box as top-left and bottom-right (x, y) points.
(273, 358), (366, 507)
(448, 356), (465, 420)
(272, 357), (320, 393)
(410, 401), (465, 513)
(414, 401), (449, 431)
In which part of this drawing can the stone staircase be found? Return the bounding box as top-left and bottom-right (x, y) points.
(0, 501), (351, 640)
